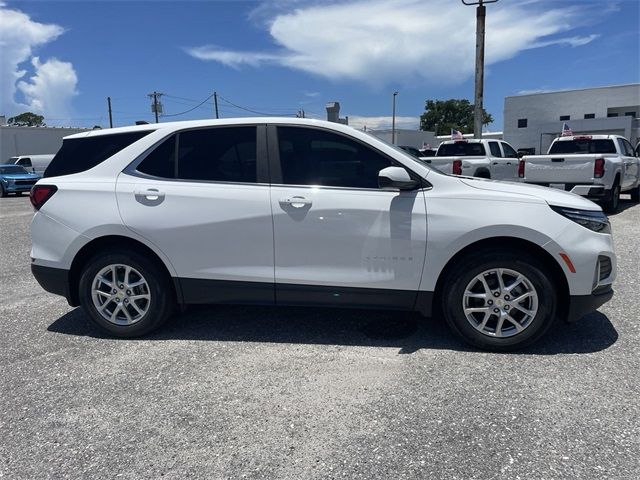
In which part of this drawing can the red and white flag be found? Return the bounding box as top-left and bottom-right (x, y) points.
(451, 129), (464, 140)
(561, 122), (573, 136)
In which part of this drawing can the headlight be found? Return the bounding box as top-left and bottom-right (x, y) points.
(550, 206), (611, 233)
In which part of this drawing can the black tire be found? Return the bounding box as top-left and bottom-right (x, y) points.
(0, 183), (7, 197)
(475, 170), (491, 179)
(601, 183), (620, 213)
(630, 185), (640, 203)
(440, 249), (557, 351)
(78, 250), (175, 337)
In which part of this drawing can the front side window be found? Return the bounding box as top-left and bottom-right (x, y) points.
(488, 142), (502, 157)
(501, 142), (519, 158)
(620, 138), (635, 157)
(17, 158), (32, 167)
(277, 127), (392, 189)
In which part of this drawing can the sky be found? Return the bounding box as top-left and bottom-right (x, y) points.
(1, 0), (639, 131)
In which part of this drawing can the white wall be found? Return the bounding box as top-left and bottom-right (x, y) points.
(1, 126), (90, 162)
(369, 129), (436, 149)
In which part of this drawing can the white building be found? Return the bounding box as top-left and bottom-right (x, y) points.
(1, 124), (90, 162)
(503, 84), (640, 154)
(369, 129), (437, 149)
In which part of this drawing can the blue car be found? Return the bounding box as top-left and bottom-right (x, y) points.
(0, 164), (41, 197)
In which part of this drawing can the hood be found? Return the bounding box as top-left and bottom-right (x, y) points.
(459, 177), (601, 210)
(1, 173), (39, 180)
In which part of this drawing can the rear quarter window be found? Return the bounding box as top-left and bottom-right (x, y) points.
(437, 142), (486, 156)
(548, 139), (617, 155)
(44, 131), (153, 178)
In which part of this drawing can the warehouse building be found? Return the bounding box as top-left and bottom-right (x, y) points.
(0, 118), (89, 162)
(503, 84), (640, 154)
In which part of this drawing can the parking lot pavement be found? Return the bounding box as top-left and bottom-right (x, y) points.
(1, 195), (638, 480)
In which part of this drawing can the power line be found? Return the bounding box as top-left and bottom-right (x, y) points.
(217, 94), (297, 116)
(162, 94), (214, 117)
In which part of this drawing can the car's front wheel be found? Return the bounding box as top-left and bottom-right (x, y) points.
(441, 249), (557, 351)
(78, 251), (175, 337)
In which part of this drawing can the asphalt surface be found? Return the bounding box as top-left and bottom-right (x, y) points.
(1, 194), (638, 479)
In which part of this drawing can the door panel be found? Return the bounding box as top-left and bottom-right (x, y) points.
(271, 186), (427, 306)
(117, 175), (274, 284)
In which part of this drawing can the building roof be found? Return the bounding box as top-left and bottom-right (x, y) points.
(506, 83), (640, 99)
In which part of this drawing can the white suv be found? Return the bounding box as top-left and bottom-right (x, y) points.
(30, 118), (616, 350)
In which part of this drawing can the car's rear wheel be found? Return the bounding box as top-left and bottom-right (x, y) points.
(602, 183), (620, 213)
(441, 249), (557, 351)
(78, 251), (174, 337)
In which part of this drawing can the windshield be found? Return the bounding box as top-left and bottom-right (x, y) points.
(437, 142), (486, 156)
(0, 165), (29, 175)
(360, 131), (446, 176)
(549, 139), (616, 154)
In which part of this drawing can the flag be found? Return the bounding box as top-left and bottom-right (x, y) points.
(451, 129), (464, 140)
(561, 122), (573, 136)
(422, 142), (431, 149)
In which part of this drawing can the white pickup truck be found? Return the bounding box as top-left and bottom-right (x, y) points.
(423, 139), (521, 180)
(519, 135), (640, 212)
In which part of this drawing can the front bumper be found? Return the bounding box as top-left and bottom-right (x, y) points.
(31, 264), (75, 305)
(2, 182), (36, 193)
(566, 285), (614, 322)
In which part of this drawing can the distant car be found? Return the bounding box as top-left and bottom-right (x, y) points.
(6, 154), (55, 175)
(0, 165), (40, 197)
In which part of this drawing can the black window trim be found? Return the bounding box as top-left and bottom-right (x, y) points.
(124, 124), (270, 186)
(266, 124), (430, 192)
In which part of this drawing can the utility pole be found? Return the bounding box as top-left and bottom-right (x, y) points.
(391, 91), (399, 145)
(147, 91), (164, 123)
(214, 91), (219, 119)
(462, 0), (498, 138)
(107, 97), (113, 128)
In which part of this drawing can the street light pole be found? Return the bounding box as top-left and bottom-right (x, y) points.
(392, 91), (399, 145)
(462, 0), (498, 139)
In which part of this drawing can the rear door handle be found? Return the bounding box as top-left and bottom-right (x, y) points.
(134, 188), (165, 204)
(279, 196), (312, 208)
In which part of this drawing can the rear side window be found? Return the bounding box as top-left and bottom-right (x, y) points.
(135, 127), (257, 183)
(488, 142), (502, 157)
(44, 131), (152, 178)
(177, 127), (257, 183)
(137, 135), (176, 178)
(548, 139), (617, 155)
(437, 142), (486, 156)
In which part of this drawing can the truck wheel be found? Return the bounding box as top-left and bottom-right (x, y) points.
(440, 249), (557, 351)
(602, 184), (620, 213)
(631, 185), (640, 203)
(78, 250), (175, 338)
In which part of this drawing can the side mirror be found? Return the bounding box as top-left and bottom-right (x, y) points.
(378, 166), (419, 190)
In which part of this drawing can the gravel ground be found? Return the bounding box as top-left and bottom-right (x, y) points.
(1, 195), (638, 479)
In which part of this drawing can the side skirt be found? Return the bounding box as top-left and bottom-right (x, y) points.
(175, 277), (434, 314)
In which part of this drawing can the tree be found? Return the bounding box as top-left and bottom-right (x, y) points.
(419, 99), (492, 136)
(7, 112), (45, 127)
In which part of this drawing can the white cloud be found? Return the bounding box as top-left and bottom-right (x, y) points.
(0, 2), (77, 122)
(187, 0), (602, 86)
(348, 115), (419, 131)
(17, 57), (78, 119)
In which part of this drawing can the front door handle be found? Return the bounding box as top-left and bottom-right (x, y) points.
(279, 196), (312, 208)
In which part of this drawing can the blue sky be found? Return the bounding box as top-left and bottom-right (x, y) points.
(2, 0), (639, 130)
